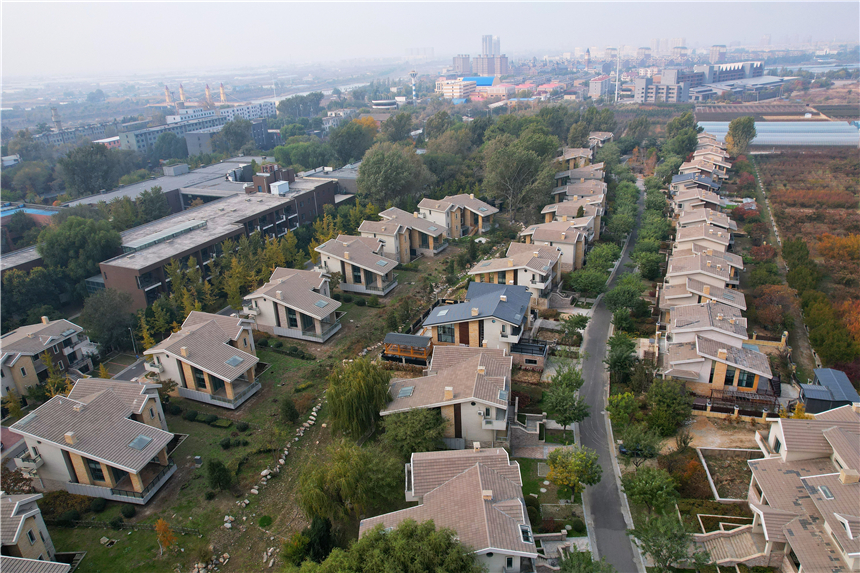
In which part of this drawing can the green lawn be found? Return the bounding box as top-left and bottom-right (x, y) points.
(544, 428), (576, 445)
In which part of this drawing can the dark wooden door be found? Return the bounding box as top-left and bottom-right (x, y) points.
(453, 403), (462, 438)
(459, 322), (470, 346)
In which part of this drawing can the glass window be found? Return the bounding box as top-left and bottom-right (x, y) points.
(707, 362), (717, 384)
(773, 438), (781, 453)
(738, 370), (756, 388)
(437, 325), (455, 343)
(149, 407), (155, 419)
(287, 308), (299, 329)
(352, 266), (362, 284)
(724, 366), (736, 386)
(87, 459), (105, 482)
(20, 367), (26, 377)
(27, 529), (36, 544)
(497, 271), (506, 284)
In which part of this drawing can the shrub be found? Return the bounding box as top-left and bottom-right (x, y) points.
(281, 398), (299, 424)
(571, 518), (586, 533)
(220, 437), (232, 450)
(527, 505), (541, 526)
(342, 294), (353, 304)
(201, 414), (218, 425)
(204, 491), (216, 500)
(90, 497), (107, 513)
(355, 297), (366, 307)
(259, 515), (273, 528)
(332, 293), (342, 301)
(231, 438), (243, 448)
(294, 381), (313, 393)
(368, 295), (380, 307)
(40, 491), (91, 518)
(540, 518), (559, 534)
(168, 404), (181, 416)
(524, 496), (541, 512)
(120, 504), (137, 518)
(183, 410), (198, 422)
(109, 516), (124, 530)
(236, 421), (249, 432)
(539, 308), (560, 320)
(294, 393), (314, 414)
(271, 340), (283, 348)
(258, 338), (270, 347)
(211, 418), (233, 428)
(57, 510), (80, 527)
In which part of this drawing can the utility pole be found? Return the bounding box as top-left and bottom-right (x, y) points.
(615, 47), (621, 103)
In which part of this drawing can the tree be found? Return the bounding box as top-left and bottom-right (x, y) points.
(559, 314), (590, 344)
(630, 513), (709, 572)
(633, 252), (663, 281)
(79, 288), (135, 351)
(725, 116), (756, 157)
(356, 142), (433, 206)
(98, 363), (110, 379)
(607, 392), (637, 425)
(156, 379), (178, 405)
(545, 385), (590, 440)
(136, 186), (171, 223)
(604, 284), (644, 313)
(218, 119), (253, 154)
(647, 380), (693, 437)
(566, 269), (608, 297)
(483, 134), (547, 220)
(625, 116), (651, 144)
(37, 352), (72, 399)
(594, 143), (621, 173)
(329, 119), (377, 163)
(611, 308), (635, 334)
(605, 333), (635, 385)
(0, 468), (35, 494)
(424, 111), (453, 140)
(617, 423), (662, 468)
(57, 143), (116, 198)
(303, 519), (483, 573)
(2, 390), (23, 420)
(559, 547), (618, 573)
(281, 397), (300, 425)
(153, 132), (188, 160)
(567, 122), (590, 148)
(630, 361), (655, 394)
(326, 359), (391, 437)
(37, 217), (121, 284)
(381, 113), (413, 143)
(207, 459), (233, 490)
(380, 409), (447, 460)
(298, 441), (401, 521)
(547, 446), (602, 498)
(305, 517), (334, 563)
(155, 518), (176, 556)
(584, 243), (621, 273)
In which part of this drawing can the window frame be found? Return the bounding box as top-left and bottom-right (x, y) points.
(27, 529), (36, 545)
(437, 324), (455, 344)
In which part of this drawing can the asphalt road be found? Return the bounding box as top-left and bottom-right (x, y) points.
(579, 177), (645, 573)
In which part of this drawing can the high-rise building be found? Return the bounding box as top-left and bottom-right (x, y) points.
(671, 37), (687, 49)
(650, 38), (660, 55)
(584, 48), (591, 70)
(482, 35), (494, 56)
(709, 45), (727, 64)
(605, 47), (618, 60)
(637, 47), (651, 62)
(659, 38), (669, 55)
(761, 34), (771, 47)
(453, 54), (471, 75)
(471, 55), (508, 77)
(672, 46), (689, 59)
(493, 36), (500, 57)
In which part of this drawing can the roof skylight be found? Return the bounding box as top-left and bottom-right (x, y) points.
(314, 300), (329, 308)
(225, 356), (244, 367)
(128, 434), (153, 451)
(398, 386), (415, 398)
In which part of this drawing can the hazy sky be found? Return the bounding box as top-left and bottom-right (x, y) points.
(3, 2), (858, 78)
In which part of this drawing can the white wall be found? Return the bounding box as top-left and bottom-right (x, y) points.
(420, 208), (450, 234)
(26, 440), (74, 490)
(671, 329), (743, 347)
(666, 272), (727, 289)
(458, 400), (498, 444)
(533, 240), (577, 270)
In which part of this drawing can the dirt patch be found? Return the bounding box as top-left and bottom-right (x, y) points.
(512, 369), (543, 384)
(683, 416), (760, 450)
(700, 450), (763, 499)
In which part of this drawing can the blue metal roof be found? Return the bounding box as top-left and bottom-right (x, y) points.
(698, 121), (860, 147)
(461, 76), (496, 87)
(450, 98), (468, 105)
(423, 283), (532, 327)
(811, 368), (860, 403)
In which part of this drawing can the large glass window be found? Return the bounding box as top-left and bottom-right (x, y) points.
(497, 271), (506, 284)
(287, 308), (299, 329)
(437, 325), (455, 343)
(87, 459), (105, 482)
(737, 370), (756, 388)
(352, 266), (362, 284)
(724, 366), (736, 386)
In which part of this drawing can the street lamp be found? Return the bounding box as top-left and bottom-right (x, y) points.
(129, 327), (138, 358)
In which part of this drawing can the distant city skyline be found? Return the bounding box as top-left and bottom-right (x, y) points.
(2, 2), (858, 78)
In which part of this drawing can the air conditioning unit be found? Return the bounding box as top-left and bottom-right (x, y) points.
(477, 411), (484, 417)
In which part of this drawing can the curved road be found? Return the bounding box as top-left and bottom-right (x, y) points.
(579, 177), (645, 573)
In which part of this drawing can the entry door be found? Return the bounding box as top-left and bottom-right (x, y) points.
(458, 322), (470, 346)
(453, 403), (462, 438)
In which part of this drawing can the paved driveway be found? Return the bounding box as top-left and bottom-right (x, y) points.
(577, 178), (645, 572)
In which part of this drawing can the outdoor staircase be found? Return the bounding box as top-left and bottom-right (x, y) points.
(697, 525), (767, 566)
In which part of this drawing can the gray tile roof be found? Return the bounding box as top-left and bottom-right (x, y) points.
(541, 198), (603, 217)
(554, 166), (605, 181)
(384, 347), (511, 412)
(245, 268), (340, 320)
(678, 208), (737, 231)
(359, 463), (537, 558)
(145, 318), (257, 383)
(67, 378), (160, 415)
(551, 180), (607, 197)
(520, 220), (588, 244)
(671, 302), (747, 338)
(357, 219), (403, 236)
(10, 391), (173, 473)
(666, 253), (732, 281)
(671, 173), (720, 189)
(685, 278), (746, 310)
(0, 557), (70, 573)
(315, 235), (397, 275)
(442, 194), (499, 217)
(423, 283), (531, 327)
(695, 335), (772, 379)
(383, 333), (432, 348)
(181, 311), (252, 341)
(812, 369), (860, 403)
(1, 494), (43, 545)
(469, 243), (560, 276)
(675, 223), (731, 247)
(0, 319), (83, 357)
(559, 147), (592, 161)
(683, 245), (743, 268)
(409, 448), (521, 500)
(379, 207), (447, 236)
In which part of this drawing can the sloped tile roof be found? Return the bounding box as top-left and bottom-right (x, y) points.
(0, 557), (70, 573)
(696, 335), (772, 379)
(777, 417), (860, 454)
(551, 180), (608, 197)
(1, 494), (43, 545)
(666, 253), (732, 281)
(678, 208), (737, 231)
(315, 235), (398, 275)
(423, 283), (531, 327)
(749, 502), (795, 543)
(357, 219), (403, 236)
(10, 391), (173, 473)
(541, 198), (603, 217)
(0, 319), (83, 356)
(469, 243), (560, 276)
(359, 463), (537, 557)
(410, 448), (521, 500)
(379, 207), (447, 236)
(671, 302), (747, 338)
(676, 223), (731, 247)
(245, 268), (340, 320)
(442, 194), (499, 217)
(181, 311), (250, 341)
(686, 278), (746, 310)
(68, 378), (160, 415)
(520, 220), (589, 244)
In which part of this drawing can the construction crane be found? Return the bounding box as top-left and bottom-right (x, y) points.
(179, 84), (187, 103)
(220, 83), (227, 104)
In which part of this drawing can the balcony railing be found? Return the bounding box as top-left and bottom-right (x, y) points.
(365, 275), (398, 293)
(301, 320), (341, 340)
(14, 452), (44, 470)
(144, 361), (164, 373)
(110, 459), (175, 500)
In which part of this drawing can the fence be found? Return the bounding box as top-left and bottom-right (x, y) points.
(45, 519), (200, 535)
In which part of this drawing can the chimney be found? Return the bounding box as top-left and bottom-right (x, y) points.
(717, 313), (724, 321)
(473, 442), (481, 452)
(533, 252), (539, 257)
(580, 177), (584, 183)
(482, 490), (493, 501)
(703, 285), (711, 296)
(413, 211), (418, 218)
(707, 260), (712, 267)
(478, 365), (486, 374)
(707, 248), (713, 255)
(507, 259), (514, 267)
(381, 226), (386, 232)
(444, 387), (453, 400)
(41, 315), (50, 325)
(180, 346), (189, 358)
(470, 193), (475, 199)
(26, 333), (35, 338)
(561, 232), (566, 239)
(64, 431), (76, 445)
(471, 307), (479, 316)
(344, 251), (350, 260)
(276, 290), (283, 300)
(717, 348), (727, 359)
(839, 469), (859, 484)
(562, 215), (568, 222)
(73, 403), (84, 413)
(500, 295), (507, 302)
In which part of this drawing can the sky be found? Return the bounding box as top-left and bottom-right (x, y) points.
(2, 2), (859, 78)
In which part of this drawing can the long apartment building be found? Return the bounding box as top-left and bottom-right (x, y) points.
(120, 115), (228, 153)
